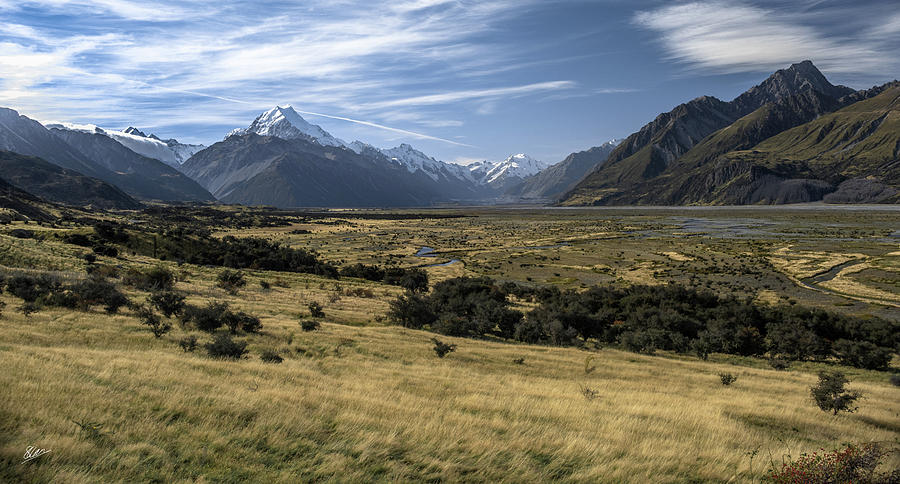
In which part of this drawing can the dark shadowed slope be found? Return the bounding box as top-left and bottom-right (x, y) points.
(0, 150), (141, 209)
(50, 128), (214, 202)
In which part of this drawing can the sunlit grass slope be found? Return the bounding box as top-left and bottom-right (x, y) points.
(1, 285), (897, 483)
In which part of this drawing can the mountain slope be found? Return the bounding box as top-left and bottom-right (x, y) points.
(49, 128), (214, 202)
(0, 150), (141, 209)
(562, 61), (861, 205)
(182, 134), (447, 207)
(587, 83), (900, 205)
(506, 140), (620, 200)
(0, 177), (55, 221)
(0, 108), (103, 178)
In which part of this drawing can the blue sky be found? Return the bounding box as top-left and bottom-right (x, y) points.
(1, 0), (898, 165)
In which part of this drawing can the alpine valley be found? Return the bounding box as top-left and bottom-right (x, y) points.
(0, 61), (897, 210)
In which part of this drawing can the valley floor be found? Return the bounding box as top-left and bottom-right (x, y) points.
(1, 205), (898, 482)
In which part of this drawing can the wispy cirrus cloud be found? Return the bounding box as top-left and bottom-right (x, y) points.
(0, 0), (575, 147)
(633, 1), (899, 75)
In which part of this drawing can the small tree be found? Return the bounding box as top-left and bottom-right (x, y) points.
(811, 371), (862, 415)
(138, 306), (171, 338)
(431, 338), (456, 358)
(308, 301), (325, 318)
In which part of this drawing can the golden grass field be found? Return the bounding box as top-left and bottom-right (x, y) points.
(1, 206), (898, 482)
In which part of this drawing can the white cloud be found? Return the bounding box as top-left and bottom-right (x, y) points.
(361, 81), (576, 110)
(634, 1), (893, 74)
(0, 0), (569, 147)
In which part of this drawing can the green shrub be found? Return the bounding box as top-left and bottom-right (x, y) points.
(147, 291), (186, 318)
(260, 350), (283, 364)
(216, 269), (246, 294)
(69, 277), (129, 313)
(811, 371), (862, 415)
(431, 338), (456, 358)
(308, 302), (325, 318)
(832, 339), (893, 371)
(719, 373), (738, 386)
(768, 357), (791, 371)
(387, 292), (435, 329)
(5, 274), (57, 303)
(19, 302), (37, 317)
(301, 320), (320, 332)
(137, 306), (171, 338)
(178, 335), (198, 352)
(182, 302), (229, 332)
(123, 266), (175, 291)
(205, 333), (247, 359)
(223, 310), (262, 334)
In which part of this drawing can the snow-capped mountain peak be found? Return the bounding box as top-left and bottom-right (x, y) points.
(231, 105), (347, 148)
(380, 143), (467, 181)
(46, 122), (205, 167)
(465, 153), (549, 187)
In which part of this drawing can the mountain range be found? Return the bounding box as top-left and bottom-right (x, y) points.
(0, 60), (897, 212)
(560, 61), (899, 205)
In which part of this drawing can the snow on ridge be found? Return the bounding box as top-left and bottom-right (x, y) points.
(48, 122), (204, 166)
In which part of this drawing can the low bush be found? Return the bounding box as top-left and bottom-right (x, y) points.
(301, 320), (320, 332)
(147, 291), (186, 318)
(122, 266), (175, 291)
(216, 269), (246, 294)
(766, 443), (899, 483)
(308, 302), (325, 318)
(768, 357), (791, 371)
(205, 333), (247, 359)
(180, 301), (261, 334)
(260, 350), (283, 364)
(178, 335), (198, 352)
(719, 373), (738, 386)
(137, 306), (171, 338)
(431, 338), (456, 358)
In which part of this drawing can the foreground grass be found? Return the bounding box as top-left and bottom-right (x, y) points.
(1, 293), (898, 483)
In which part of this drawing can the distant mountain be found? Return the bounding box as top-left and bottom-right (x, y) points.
(0, 108), (105, 178)
(0, 150), (141, 209)
(506, 140), (620, 201)
(181, 134), (462, 207)
(46, 124), (205, 168)
(562, 61), (874, 205)
(48, 128), (214, 202)
(464, 154), (550, 193)
(0, 107), (213, 202)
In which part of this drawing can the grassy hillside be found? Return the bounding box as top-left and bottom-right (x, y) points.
(0, 206), (898, 482)
(2, 289), (898, 483)
(730, 85), (900, 182)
